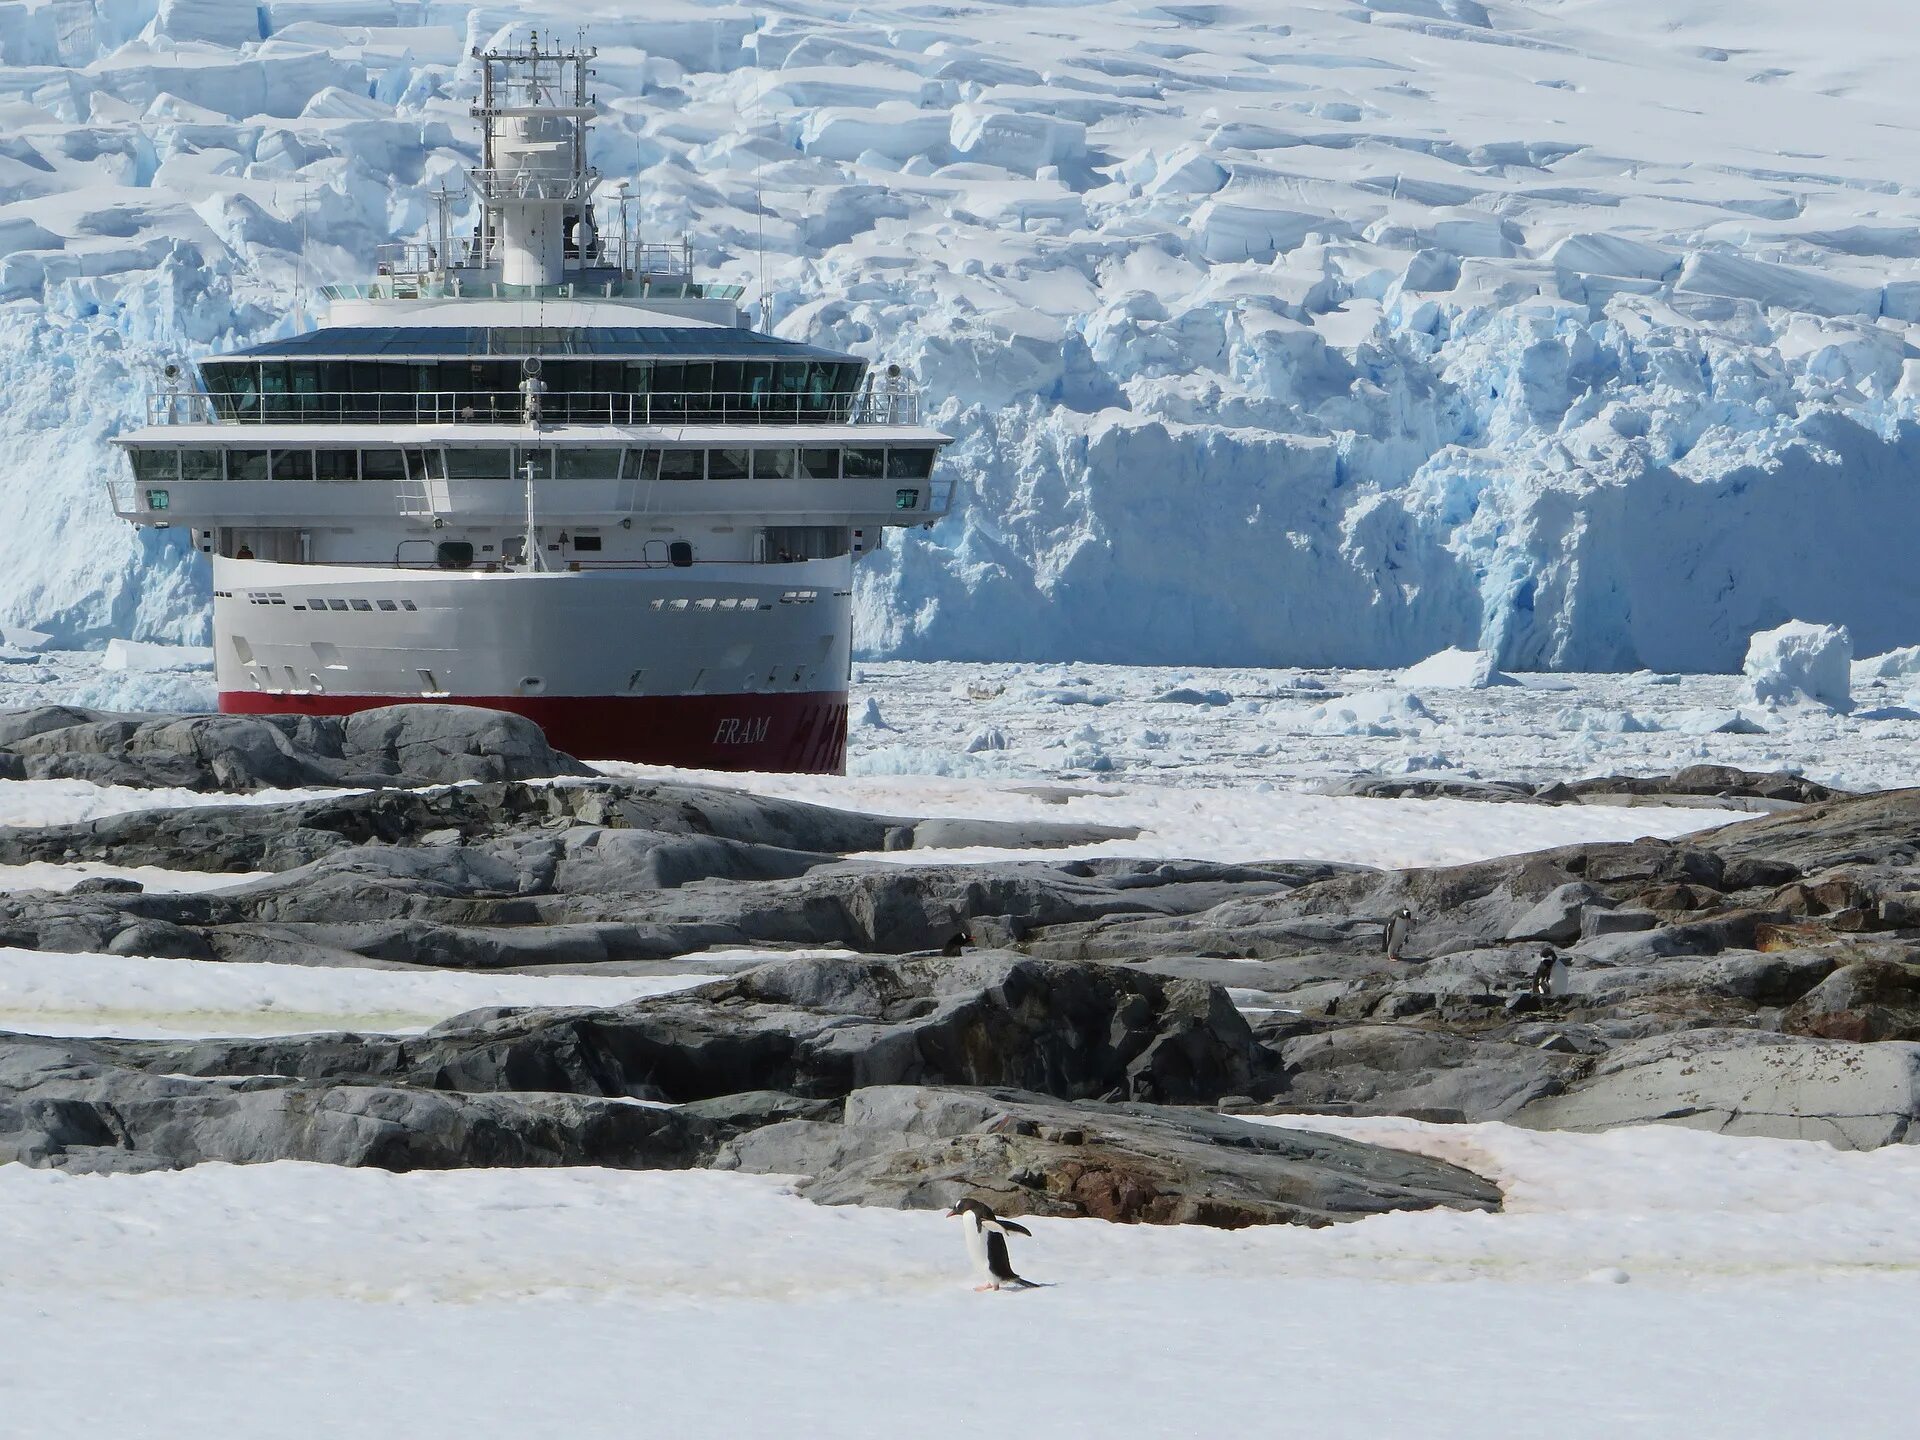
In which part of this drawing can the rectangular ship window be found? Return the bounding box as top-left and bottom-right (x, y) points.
(270, 450), (314, 482)
(326, 599), (350, 611)
(229, 450), (270, 482)
(800, 448), (840, 479)
(350, 599), (372, 611)
(706, 448), (750, 481)
(572, 535), (602, 552)
(843, 448), (885, 478)
(886, 448), (935, 479)
(377, 600), (397, 612)
(658, 450), (703, 481)
(751, 449), (796, 479)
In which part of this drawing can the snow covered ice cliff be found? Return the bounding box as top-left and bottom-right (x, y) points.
(4, 0), (1920, 670)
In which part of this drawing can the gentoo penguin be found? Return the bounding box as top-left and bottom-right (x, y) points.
(1530, 946), (1572, 997)
(946, 1198), (1040, 1291)
(1382, 907), (1415, 961)
(940, 929), (971, 957)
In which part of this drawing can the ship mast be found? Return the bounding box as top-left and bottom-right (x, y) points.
(470, 31), (598, 288)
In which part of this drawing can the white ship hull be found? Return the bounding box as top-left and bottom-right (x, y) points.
(214, 556), (854, 771)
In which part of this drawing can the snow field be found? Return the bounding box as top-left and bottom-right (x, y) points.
(0, 946), (717, 1039)
(1, 1121), (1916, 1438)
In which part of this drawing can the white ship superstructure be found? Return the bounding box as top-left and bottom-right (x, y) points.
(109, 35), (951, 772)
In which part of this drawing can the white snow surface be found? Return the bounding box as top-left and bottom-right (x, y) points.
(0, 859), (265, 893)
(4, 3), (1920, 670)
(1744, 619), (1853, 711)
(1, 1120), (1916, 1437)
(0, 945), (715, 1038)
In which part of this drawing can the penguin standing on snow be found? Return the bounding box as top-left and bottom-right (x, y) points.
(1382, 906), (1415, 961)
(946, 1198), (1042, 1291)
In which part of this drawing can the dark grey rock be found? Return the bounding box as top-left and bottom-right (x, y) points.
(1513, 1029), (1920, 1149)
(0, 704), (590, 792)
(715, 1085), (1501, 1226)
(0, 1038), (711, 1174)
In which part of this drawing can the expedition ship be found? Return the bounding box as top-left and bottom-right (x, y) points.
(108, 35), (952, 772)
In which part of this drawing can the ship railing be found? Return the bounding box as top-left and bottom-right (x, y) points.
(144, 387), (924, 427)
(466, 168), (594, 204)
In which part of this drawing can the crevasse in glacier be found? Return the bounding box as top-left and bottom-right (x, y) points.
(4, 1), (1920, 669)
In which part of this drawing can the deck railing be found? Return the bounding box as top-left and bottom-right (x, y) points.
(144, 387), (923, 428)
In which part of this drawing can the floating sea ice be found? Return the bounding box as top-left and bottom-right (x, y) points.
(1150, 686), (1232, 706)
(1854, 644), (1920, 681)
(1553, 707), (1664, 734)
(1671, 708), (1772, 736)
(1296, 688), (1438, 737)
(100, 639), (215, 673)
(0, 625), (54, 652)
(1744, 621), (1853, 711)
(1397, 647), (1519, 690)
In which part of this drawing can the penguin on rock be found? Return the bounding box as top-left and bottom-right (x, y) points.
(1382, 906), (1415, 961)
(946, 1198), (1043, 1291)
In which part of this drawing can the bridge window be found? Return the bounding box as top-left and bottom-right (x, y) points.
(315, 450), (357, 481)
(751, 448), (796, 479)
(445, 447), (503, 479)
(229, 450), (270, 482)
(556, 448), (615, 479)
(844, 448), (885, 479)
(131, 450), (178, 482)
(623, 449), (660, 480)
(800, 448), (840, 479)
(270, 450), (312, 481)
(180, 450), (223, 481)
(659, 450), (703, 481)
(886, 448), (935, 479)
(514, 447), (553, 480)
(361, 450), (407, 481)
(708, 448), (750, 480)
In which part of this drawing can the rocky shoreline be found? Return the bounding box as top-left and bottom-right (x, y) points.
(3, 706), (1917, 1227)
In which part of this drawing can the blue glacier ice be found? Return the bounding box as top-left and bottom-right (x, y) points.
(4, 0), (1920, 671)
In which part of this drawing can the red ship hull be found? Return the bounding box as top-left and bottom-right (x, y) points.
(220, 690), (851, 774)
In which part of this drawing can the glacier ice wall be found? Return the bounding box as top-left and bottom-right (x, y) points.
(5, 1), (1920, 669)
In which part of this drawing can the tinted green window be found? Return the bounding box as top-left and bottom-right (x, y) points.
(271, 450), (313, 481)
(800, 448), (840, 479)
(229, 450), (270, 482)
(752, 449), (796, 479)
(886, 448), (935, 479)
(314, 450), (357, 481)
(445, 448), (503, 479)
(707, 448), (750, 480)
(659, 450), (703, 480)
(555, 448), (613, 479)
(843, 448), (885, 478)
(131, 450), (177, 482)
(179, 450), (222, 481)
(360, 450), (407, 481)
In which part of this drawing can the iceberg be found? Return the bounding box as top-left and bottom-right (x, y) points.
(1744, 621), (1853, 712)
